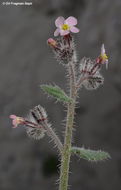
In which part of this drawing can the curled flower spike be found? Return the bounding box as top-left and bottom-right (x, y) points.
(54, 16), (80, 37)
(26, 106), (47, 140)
(78, 57), (104, 90)
(47, 35), (75, 65)
(9, 106), (47, 139)
(10, 115), (25, 128)
(96, 44), (108, 69)
(10, 105), (63, 150)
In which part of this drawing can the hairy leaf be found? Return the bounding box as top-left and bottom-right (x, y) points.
(71, 147), (110, 162)
(41, 85), (72, 103)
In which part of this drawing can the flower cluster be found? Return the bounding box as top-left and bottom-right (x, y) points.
(48, 35), (76, 65)
(10, 105), (48, 140)
(47, 17), (108, 90)
(78, 44), (108, 90)
(47, 16), (80, 65)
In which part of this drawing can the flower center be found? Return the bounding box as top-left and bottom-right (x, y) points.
(17, 117), (24, 124)
(100, 53), (108, 60)
(62, 24), (70, 31)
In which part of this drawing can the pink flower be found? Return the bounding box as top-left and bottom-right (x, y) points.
(54, 16), (80, 37)
(9, 115), (24, 128)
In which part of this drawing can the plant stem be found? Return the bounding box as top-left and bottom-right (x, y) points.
(59, 62), (77, 190)
(43, 121), (63, 154)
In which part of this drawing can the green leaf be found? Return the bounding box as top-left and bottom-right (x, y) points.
(41, 85), (73, 103)
(71, 147), (110, 162)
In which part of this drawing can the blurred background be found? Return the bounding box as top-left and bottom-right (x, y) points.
(0, 0), (121, 189)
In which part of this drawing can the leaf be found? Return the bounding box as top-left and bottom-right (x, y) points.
(41, 85), (73, 103)
(71, 147), (110, 162)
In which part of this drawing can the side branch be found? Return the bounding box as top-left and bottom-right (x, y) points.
(43, 121), (63, 154)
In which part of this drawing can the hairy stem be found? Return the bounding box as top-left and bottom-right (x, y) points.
(76, 76), (89, 89)
(59, 62), (77, 190)
(43, 121), (63, 153)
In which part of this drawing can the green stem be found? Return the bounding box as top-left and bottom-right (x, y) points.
(59, 63), (77, 190)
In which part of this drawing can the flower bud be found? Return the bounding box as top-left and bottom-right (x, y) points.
(47, 38), (57, 48)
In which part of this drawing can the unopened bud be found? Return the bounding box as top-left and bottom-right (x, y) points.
(47, 38), (57, 48)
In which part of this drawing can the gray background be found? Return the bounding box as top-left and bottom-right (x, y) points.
(0, 0), (121, 189)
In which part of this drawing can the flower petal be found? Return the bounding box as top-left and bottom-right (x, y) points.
(12, 120), (18, 128)
(65, 16), (77, 26)
(101, 44), (105, 55)
(105, 60), (108, 70)
(13, 119), (17, 125)
(54, 28), (60, 37)
(55, 16), (65, 27)
(10, 115), (16, 119)
(60, 30), (70, 36)
(70, 26), (80, 33)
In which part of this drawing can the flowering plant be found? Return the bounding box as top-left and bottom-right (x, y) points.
(10, 16), (110, 190)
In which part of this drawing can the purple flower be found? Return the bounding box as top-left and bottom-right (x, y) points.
(54, 16), (80, 37)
